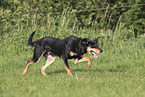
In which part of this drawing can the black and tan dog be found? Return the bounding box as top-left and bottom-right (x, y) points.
(22, 31), (103, 76)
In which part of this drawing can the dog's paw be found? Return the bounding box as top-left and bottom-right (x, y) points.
(74, 58), (78, 64)
(22, 69), (27, 75)
(88, 63), (92, 68)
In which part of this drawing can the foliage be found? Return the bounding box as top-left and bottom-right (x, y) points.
(0, 0), (145, 36)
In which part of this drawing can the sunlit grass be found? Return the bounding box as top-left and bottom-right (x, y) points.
(0, 25), (145, 97)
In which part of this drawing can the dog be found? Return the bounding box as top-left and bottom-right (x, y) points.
(22, 31), (103, 76)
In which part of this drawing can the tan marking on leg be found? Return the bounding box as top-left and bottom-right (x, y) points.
(22, 59), (34, 75)
(64, 65), (72, 76)
(61, 56), (72, 76)
(41, 55), (56, 76)
(22, 51), (46, 76)
(74, 58), (78, 64)
(74, 57), (92, 67)
(36, 51), (46, 63)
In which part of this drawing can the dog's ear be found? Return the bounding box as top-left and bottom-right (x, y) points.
(94, 37), (101, 42)
(82, 38), (89, 45)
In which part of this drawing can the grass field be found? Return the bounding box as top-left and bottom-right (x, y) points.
(0, 26), (145, 97)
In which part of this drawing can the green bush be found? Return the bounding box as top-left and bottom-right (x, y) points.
(0, 0), (145, 36)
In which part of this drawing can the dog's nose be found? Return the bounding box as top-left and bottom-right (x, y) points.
(100, 49), (103, 53)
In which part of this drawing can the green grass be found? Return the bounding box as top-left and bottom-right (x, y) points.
(0, 26), (145, 97)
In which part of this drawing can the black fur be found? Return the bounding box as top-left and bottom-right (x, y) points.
(24, 31), (103, 75)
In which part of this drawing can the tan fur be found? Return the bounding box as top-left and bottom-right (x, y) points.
(74, 57), (91, 67)
(22, 59), (34, 75)
(22, 51), (46, 76)
(69, 51), (77, 56)
(40, 55), (56, 76)
(64, 65), (72, 76)
(87, 47), (100, 54)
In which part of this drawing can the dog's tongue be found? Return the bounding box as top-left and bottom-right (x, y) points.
(92, 52), (98, 59)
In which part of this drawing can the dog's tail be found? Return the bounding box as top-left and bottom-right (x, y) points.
(28, 31), (36, 46)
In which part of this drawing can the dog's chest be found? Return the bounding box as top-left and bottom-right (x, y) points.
(69, 51), (77, 56)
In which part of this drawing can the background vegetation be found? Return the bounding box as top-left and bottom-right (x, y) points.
(1, 0), (145, 35)
(0, 0), (145, 97)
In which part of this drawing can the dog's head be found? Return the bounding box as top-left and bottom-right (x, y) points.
(82, 37), (103, 59)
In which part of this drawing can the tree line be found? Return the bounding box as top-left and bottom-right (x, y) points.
(1, 0), (145, 36)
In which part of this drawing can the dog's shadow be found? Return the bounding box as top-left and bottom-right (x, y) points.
(46, 68), (124, 75)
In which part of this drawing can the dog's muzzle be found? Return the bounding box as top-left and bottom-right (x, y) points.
(87, 47), (103, 59)
(100, 49), (103, 53)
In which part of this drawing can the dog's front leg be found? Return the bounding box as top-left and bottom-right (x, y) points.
(74, 57), (92, 67)
(61, 55), (72, 76)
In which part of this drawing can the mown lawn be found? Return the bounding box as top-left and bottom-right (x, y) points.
(0, 28), (144, 97)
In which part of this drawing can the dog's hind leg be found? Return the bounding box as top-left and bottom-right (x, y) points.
(22, 45), (46, 76)
(22, 59), (34, 75)
(40, 54), (56, 76)
(22, 51), (45, 76)
(74, 57), (92, 67)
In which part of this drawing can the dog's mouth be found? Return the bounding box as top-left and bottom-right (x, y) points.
(87, 47), (102, 59)
(90, 50), (98, 59)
